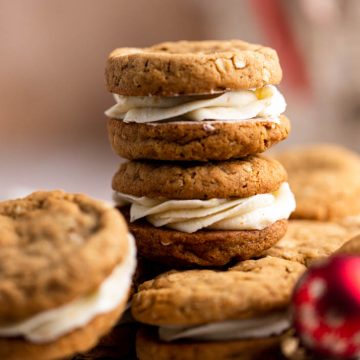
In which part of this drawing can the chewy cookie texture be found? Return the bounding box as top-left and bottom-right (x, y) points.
(107, 114), (290, 161)
(112, 155), (287, 200)
(105, 40), (282, 96)
(132, 257), (305, 325)
(0, 191), (135, 360)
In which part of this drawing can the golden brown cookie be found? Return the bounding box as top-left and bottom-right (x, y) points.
(105, 40), (282, 96)
(132, 257), (305, 325)
(107, 115), (290, 161)
(275, 144), (360, 220)
(132, 257), (304, 360)
(123, 208), (288, 267)
(263, 220), (353, 267)
(112, 155), (287, 200)
(0, 191), (136, 360)
(136, 326), (286, 360)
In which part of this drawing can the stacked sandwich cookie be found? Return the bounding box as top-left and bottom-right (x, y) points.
(113, 157), (293, 267)
(0, 191), (136, 360)
(105, 40), (295, 267)
(104, 40), (297, 358)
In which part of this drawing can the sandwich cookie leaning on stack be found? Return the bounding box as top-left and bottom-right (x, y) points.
(105, 40), (290, 161)
(0, 191), (136, 360)
(113, 156), (295, 267)
(132, 256), (306, 360)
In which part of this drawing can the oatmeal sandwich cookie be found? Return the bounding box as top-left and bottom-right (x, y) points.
(0, 191), (136, 360)
(276, 144), (360, 221)
(113, 155), (296, 267)
(132, 256), (306, 360)
(105, 40), (290, 161)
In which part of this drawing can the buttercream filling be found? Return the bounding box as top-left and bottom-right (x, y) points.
(105, 85), (286, 123)
(159, 311), (290, 342)
(114, 182), (296, 233)
(0, 234), (137, 344)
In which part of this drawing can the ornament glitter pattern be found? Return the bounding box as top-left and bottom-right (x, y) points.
(292, 255), (360, 359)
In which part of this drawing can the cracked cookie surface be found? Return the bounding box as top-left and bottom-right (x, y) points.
(105, 40), (282, 96)
(132, 256), (305, 326)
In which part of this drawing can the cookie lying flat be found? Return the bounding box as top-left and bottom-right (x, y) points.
(263, 220), (353, 267)
(276, 144), (360, 220)
(105, 40), (289, 161)
(132, 256), (306, 360)
(0, 191), (136, 360)
(114, 156), (296, 266)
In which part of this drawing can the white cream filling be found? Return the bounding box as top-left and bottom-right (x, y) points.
(159, 312), (290, 342)
(105, 85), (286, 123)
(0, 234), (137, 344)
(114, 182), (295, 233)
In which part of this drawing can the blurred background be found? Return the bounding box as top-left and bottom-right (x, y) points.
(1, 0), (359, 201)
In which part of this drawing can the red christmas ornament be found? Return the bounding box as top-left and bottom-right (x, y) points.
(292, 255), (360, 359)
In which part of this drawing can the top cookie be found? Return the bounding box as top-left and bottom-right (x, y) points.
(0, 191), (129, 322)
(131, 256), (305, 326)
(276, 144), (360, 221)
(105, 40), (282, 96)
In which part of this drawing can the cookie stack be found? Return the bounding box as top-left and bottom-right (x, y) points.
(105, 40), (295, 268)
(104, 40), (297, 358)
